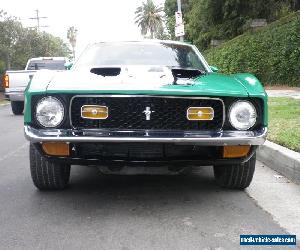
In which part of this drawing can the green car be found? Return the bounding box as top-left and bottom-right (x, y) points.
(24, 40), (268, 190)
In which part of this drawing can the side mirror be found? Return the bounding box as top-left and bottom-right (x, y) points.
(64, 62), (73, 70)
(210, 65), (219, 73)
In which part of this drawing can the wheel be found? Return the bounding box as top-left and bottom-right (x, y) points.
(213, 153), (256, 189)
(11, 101), (24, 115)
(29, 144), (71, 190)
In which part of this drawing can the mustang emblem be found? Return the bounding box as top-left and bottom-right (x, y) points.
(143, 107), (155, 121)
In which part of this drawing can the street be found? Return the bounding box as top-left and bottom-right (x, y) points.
(0, 103), (298, 250)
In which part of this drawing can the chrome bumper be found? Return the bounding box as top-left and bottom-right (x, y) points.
(5, 88), (25, 101)
(24, 125), (267, 146)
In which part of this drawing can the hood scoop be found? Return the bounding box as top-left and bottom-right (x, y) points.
(87, 66), (203, 86)
(90, 67), (121, 77)
(171, 68), (203, 79)
(171, 68), (203, 85)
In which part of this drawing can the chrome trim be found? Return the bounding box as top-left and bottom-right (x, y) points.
(5, 88), (25, 101)
(24, 125), (267, 146)
(69, 95), (225, 129)
(142, 106), (155, 121)
(186, 107), (214, 121)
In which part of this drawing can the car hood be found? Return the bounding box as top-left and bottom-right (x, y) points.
(44, 67), (249, 97)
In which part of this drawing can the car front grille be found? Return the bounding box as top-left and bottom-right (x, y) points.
(70, 96), (224, 131)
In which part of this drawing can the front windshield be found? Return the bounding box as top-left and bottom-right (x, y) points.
(73, 42), (207, 71)
(27, 60), (66, 70)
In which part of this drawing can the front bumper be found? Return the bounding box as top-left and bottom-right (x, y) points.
(24, 125), (267, 146)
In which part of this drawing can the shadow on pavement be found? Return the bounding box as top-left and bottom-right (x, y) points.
(31, 165), (242, 214)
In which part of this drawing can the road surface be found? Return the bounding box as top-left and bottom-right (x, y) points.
(0, 103), (299, 249)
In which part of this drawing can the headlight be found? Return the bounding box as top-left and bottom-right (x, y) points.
(229, 101), (257, 130)
(36, 96), (64, 128)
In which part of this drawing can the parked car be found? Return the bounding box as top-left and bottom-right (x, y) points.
(3, 57), (70, 115)
(24, 40), (268, 190)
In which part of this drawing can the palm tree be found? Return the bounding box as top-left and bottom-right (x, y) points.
(135, 0), (164, 39)
(67, 26), (77, 59)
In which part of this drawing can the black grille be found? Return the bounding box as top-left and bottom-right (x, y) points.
(70, 96), (224, 131)
(75, 143), (219, 160)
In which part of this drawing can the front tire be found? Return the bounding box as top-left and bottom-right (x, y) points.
(213, 153), (256, 189)
(11, 101), (24, 115)
(29, 144), (71, 190)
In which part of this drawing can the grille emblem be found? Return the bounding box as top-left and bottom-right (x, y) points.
(143, 107), (155, 121)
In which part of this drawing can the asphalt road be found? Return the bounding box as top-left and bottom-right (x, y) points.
(0, 104), (297, 250)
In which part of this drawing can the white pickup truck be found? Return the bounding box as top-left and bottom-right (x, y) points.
(3, 57), (69, 115)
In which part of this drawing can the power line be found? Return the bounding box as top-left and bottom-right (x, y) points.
(29, 9), (48, 31)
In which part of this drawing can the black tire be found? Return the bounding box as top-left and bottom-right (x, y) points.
(11, 101), (24, 115)
(213, 153), (256, 189)
(29, 144), (71, 190)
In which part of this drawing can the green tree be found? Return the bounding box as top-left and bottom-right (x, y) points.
(205, 11), (300, 86)
(10, 29), (70, 70)
(0, 9), (71, 73)
(164, 0), (300, 50)
(0, 10), (23, 69)
(155, 23), (170, 40)
(67, 26), (77, 59)
(135, 0), (164, 38)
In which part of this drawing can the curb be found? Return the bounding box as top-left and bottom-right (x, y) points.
(257, 140), (300, 185)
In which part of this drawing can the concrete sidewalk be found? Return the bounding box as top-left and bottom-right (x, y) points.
(266, 89), (300, 99)
(258, 141), (300, 185)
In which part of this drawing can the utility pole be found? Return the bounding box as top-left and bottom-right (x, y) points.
(177, 0), (184, 42)
(29, 9), (48, 32)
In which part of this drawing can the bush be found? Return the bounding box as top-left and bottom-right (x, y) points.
(205, 11), (300, 86)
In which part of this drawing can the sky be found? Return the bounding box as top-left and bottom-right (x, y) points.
(2, 0), (166, 57)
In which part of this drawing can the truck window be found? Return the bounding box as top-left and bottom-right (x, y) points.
(26, 60), (66, 70)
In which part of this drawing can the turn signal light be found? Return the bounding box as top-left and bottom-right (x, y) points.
(187, 107), (214, 120)
(81, 105), (108, 119)
(2, 74), (9, 88)
(223, 145), (250, 158)
(42, 142), (70, 156)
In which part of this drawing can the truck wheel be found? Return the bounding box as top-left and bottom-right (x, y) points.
(29, 144), (71, 190)
(11, 101), (24, 115)
(213, 153), (256, 189)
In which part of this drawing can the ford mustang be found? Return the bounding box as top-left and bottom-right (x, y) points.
(24, 40), (268, 190)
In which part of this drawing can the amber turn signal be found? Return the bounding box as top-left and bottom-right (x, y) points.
(42, 142), (70, 156)
(81, 105), (108, 119)
(223, 145), (250, 158)
(2, 74), (9, 88)
(187, 107), (214, 120)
